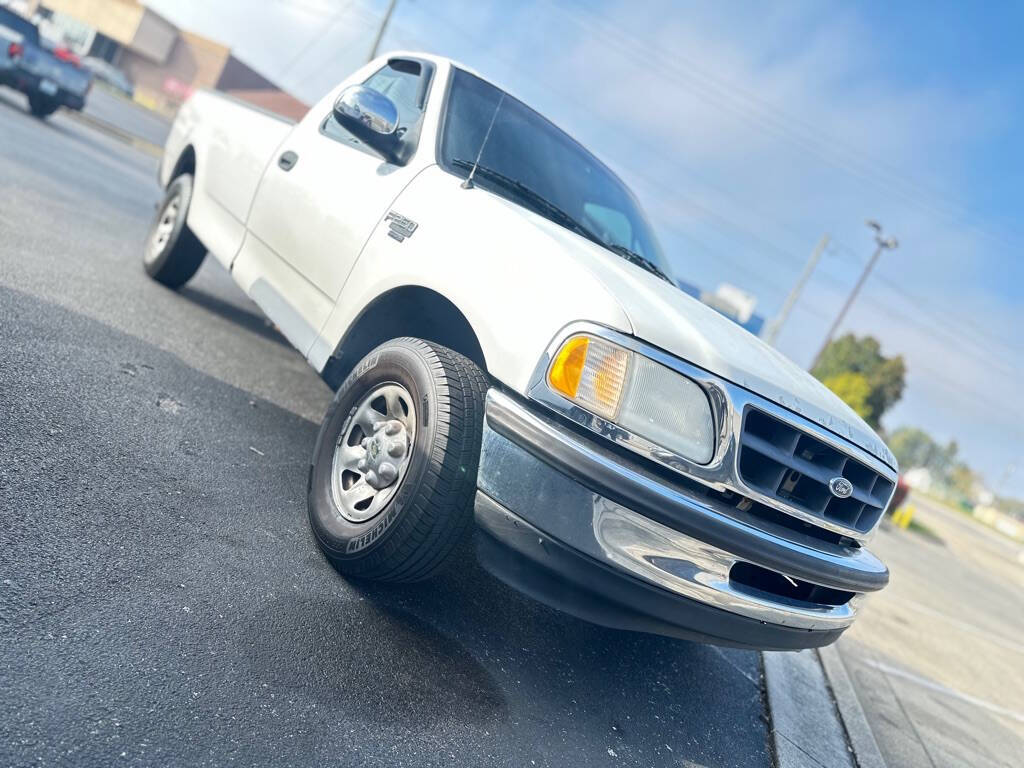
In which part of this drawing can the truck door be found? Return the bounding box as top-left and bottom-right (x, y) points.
(237, 58), (436, 355)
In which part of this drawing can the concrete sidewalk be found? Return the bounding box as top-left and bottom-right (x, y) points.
(827, 495), (1024, 767)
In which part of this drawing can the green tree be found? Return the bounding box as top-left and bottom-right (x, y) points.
(811, 334), (906, 428)
(888, 426), (937, 468)
(887, 425), (962, 483)
(949, 462), (978, 501)
(821, 372), (872, 422)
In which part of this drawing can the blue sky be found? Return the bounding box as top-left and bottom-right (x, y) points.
(146, 0), (1024, 496)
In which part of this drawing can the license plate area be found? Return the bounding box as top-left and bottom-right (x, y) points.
(39, 79), (58, 96)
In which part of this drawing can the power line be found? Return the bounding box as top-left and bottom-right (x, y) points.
(277, 0), (359, 79)
(802, 245), (1021, 378)
(291, 1), (1022, 334)
(828, 240), (1021, 359)
(418, 5), (928, 293)
(551, 0), (1024, 254)
(847, 290), (1022, 382)
(553, 0), (962, 212)
(561, 12), (1024, 366)
(898, 359), (1024, 428)
(420, 4), (1023, 385)
(414, 6), (827, 271)
(288, 2), (1021, 400)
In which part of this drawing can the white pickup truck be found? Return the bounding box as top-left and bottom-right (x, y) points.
(145, 53), (897, 650)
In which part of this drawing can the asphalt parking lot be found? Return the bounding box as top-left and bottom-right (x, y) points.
(0, 90), (772, 767)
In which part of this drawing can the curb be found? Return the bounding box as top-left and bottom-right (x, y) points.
(817, 644), (888, 768)
(762, 649), (854, 768)
(64, 109), (163, 157)
(763, 646), (889, 768)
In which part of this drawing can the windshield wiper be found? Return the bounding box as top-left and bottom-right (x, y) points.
(452, 158), (673, 285)
(604, 244), (673, 284)
(451, 158), (604, 245)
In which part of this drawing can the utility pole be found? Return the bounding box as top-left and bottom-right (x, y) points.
(810, 220), (898, 370)
(763, 234), (830, 346)
(367, 0), (398, 62)
(997, 461), (1017, 497)
(278, 1), (352, 80)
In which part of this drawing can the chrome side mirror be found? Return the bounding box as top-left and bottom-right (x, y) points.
(333, 85), (399, 136)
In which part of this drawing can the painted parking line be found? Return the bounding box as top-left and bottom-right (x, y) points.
(862, 659), (1024, 725)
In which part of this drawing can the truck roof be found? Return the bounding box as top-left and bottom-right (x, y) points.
(380, 50), (631, 198)
(381, 51), (539, 111)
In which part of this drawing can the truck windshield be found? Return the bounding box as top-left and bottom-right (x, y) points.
(440, 68), (672, 283)
(0, 8), (40, 46)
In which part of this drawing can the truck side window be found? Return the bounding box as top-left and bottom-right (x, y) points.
(362, 61), (424, 127)
(321, 59), (430, 155)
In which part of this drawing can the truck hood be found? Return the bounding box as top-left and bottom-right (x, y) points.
(530, 219), (897, 469)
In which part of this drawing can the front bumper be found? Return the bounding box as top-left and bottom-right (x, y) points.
(475, 390), (889, 650)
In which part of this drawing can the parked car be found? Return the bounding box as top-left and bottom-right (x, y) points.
(885, 475), (910, 515)
(142, 53), (898, 650)
(82, 56), (133, 98)
(0, 7), (91, 118)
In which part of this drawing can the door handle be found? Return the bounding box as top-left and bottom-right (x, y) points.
(278, 151), (298, 171)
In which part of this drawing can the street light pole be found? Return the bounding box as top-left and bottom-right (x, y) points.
(764, 233), (830, 346)
(810, 220), (898, 370)
(367, 0), (398, 63)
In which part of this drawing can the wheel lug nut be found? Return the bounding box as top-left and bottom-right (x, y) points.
(387, 441), (405, 458)
(378, 463), (397, 484)
(365, 470), (379, 488)
(357, 458), (367, 471)
(384, 420), (402, 436)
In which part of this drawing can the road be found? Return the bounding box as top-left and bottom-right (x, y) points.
(0, 90), (770, 767)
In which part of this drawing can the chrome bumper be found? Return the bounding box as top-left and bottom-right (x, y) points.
(478, 390), (888, 636)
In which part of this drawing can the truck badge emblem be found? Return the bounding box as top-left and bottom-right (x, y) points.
(385, 211), (418, 242)
(829, 477), (853, 499)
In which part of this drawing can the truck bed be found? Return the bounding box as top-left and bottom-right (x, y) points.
(160, 89), (297, 267)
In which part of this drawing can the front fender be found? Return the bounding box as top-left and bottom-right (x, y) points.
(310, 165), (633, 395)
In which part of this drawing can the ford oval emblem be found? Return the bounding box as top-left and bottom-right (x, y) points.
(829, 477), (854, 499)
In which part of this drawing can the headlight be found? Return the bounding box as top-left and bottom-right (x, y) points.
(547, 334), (716, 464)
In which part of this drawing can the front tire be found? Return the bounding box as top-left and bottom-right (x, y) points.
(143, 174), (207, 289)
(308, 338), (488, 582)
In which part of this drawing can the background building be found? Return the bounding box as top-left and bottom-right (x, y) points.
(13, 0), (307, 119)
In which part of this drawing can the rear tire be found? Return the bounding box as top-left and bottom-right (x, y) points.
(143, 174), (207, 289)
(308, 338), (489, 582)
(27, 93), (58, 119)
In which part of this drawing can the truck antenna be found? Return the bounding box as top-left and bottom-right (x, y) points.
(462, 93), (506, 190)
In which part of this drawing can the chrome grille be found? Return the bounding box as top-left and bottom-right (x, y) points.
(738, 408), (895, 535)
